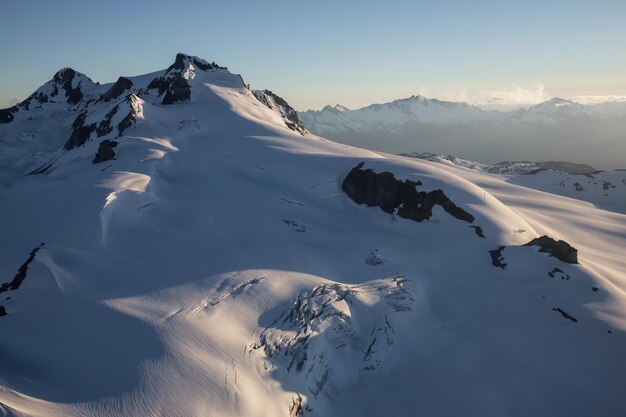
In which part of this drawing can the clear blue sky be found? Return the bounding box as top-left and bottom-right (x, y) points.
(1, 0), (625, 110)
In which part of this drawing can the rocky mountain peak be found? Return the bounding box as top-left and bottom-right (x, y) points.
(167, 53), (226, 73)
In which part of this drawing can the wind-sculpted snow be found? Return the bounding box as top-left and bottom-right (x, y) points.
(1, 54), (625, 417)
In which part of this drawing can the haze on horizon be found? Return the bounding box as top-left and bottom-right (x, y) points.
(1, 0), (626, 111)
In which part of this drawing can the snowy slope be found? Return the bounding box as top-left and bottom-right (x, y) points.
(299, 96), (626, 169)
(404, 153), (626, 214)
(1, 55), (626, 417)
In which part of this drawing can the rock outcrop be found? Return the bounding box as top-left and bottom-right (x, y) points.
(524, 235), (578, 264)
(255, 89), (308, 135)
(93, 140), (118, 164)
(101, 76), (133, 102)
(342, 162), (475, 223)
(147, 53), (225, 105)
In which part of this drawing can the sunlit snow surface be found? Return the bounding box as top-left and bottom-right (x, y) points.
(1, 58), (625, 417)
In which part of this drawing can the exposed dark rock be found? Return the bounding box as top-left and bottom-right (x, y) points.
(289, 394), (304, 417)
(524, 235), (578, 264)
(93, 140), (118, 164)
(573, 182), (584, 192)
(548, 267), (570, 280)
(489, 246), (507, 269)
(147, 73), (190, 105)
(64, 101), (130, 150)
(470, 225), (485, 238)
(64, 111), (96, 150)
(101, 77), (133, 102)
(0, 306), (6, 316)
(365, 249), (383, 266)
(117, 94), (142, 135)
(553, 307), (578, 323)
(0, 243), (45, 295)
(20, 91), (50, 110)
(95, 105), (119, 137)
(168, 53), (225, 72)
(52, 68), (84, 105)
(162, 77), (190, 105)
(602, 181), (615, 190)
(117, 112), (135, 135)
(592, 287), (599, 292)
(342, 162), (475, 223)
(147, 54), (227, 105)
(260, 90), (308, 135)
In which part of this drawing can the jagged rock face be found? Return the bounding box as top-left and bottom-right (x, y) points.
(64, 94), (144, 150)
(255, 90), (308, 135)
(524, 235), (578, 264)
(101, 77), (133, 102)
(93, 140), (118, 164)
(65, 111), (96, 150)
(147, 53), (225, 105)
(2, 53), (305, 177)
(147, 75), (190, 105)
(117, 94), (143, 135)
(52, 68), (84, 105)
(167, 52), (225, 72)
(1, 67), (92, 124)
(342, 162), (475, 223)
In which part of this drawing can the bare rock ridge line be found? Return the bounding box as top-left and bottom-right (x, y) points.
(64, 93), (143, 151)
(0, 243), (45, 316)
(524, 235), (578, 264)
(101, 76), (133, 102)
(489, 236), (578, 269)
(146, 53), (226, 105)
(342, 161), (475, 223)
(0, 68), (89, 124)
(2, 53), (309, 171)
(254, 89), (308, 135)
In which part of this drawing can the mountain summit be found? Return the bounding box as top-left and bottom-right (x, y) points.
(0, 53), (307, 174)
(1, 54), (625, 417)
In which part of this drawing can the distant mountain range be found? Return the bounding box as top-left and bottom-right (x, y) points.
(402, 152), (626, 214)
(299, 96), (626, 169)
(1, 53), (626, 417)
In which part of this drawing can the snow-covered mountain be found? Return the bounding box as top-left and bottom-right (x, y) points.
(299, 95), (486, 134)
(299, 96), (626, 169)
(404, 152), (626, 214)
(1, 54), (625, 417)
